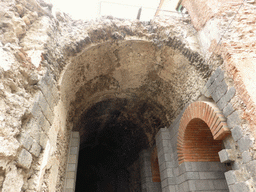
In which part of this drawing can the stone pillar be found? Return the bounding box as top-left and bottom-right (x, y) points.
(64, 132), (80, 192)
(156, 128), (176, 192)
(139, 149), (161, 192)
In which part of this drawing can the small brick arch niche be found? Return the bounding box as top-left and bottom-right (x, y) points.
(151, 147), (161, 182)
(177, 101), (231, 164)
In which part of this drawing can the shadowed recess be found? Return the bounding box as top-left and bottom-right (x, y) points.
(75, 98), (167, 191)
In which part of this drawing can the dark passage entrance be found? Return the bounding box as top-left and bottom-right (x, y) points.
(76, 146), (130, 192)
(75, 120), (140, 192)
(74, 98), (167, 191)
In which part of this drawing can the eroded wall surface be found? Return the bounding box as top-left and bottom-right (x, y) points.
(0, 0), (255, 191)
(181, 0), (256, 190)
(154, 66), (256, 191)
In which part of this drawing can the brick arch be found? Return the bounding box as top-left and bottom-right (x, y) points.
(177, 101), (231, 164)
(151, 147), (161, 182)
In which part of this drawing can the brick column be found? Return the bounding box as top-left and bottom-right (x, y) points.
(64, 132), (80, 192)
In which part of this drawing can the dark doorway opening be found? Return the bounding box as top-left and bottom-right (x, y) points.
(74, 98), (167, 191)
(75, 120), (139, 192)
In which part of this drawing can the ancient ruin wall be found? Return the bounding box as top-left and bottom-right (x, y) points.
(0, 0), (215, 191)
(3, 0), (256, 191)
(181, 0), (256, 190)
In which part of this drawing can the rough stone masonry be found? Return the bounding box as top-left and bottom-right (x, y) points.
(0, 0), (256, 191)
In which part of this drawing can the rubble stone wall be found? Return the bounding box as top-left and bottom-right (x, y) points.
(0, 0), (256, 191)
(0, 1), (210, 191)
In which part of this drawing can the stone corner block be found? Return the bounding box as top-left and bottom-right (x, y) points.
(231, 125), (243, 142)
(223, 103), (235, 118)
(246, 160), (256, 177)
(30, 100), (43, 119)
(227, 111), (241, 129)
(225, 86), (236, 102)
(216, 69), (224, 82)
(224, 170), (240, 185)
(211, 80), (228, 103)
(204, 88), (212, 98)
(17, 133), (33, 151)
(200, 86), (211, 98)
(156, 128), (170, 141)
(237, 135), (254, 152)
(38, 74), (56, 107)
(218, 149), (235, 163)
(71, 138), (79, 147)
(242, 151), (252, 164)
(65, 178), (75, 189)
(17, 149), (33, 169)
(30, 141), (41, 157)
(205, 77), (212, 88)
(217, 86), (236, 111)
(209, 67), (221, 85)
(217, 96), (227, 111)
(39, 132), (48, 149)
(37, 92), (54, 125)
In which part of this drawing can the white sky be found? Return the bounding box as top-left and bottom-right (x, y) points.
(50, 0), (160, 21)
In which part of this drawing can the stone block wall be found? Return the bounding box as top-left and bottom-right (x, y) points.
(156, 128), (176, 192)
(139, 149), (162, 192)
(64, 132), (80, 192)
(154, 67), (256, 191)
(14, 70), (58, 158)
(1, 0), (255, 191)
(201, 67), (256, 191)
(182, 0), (256, 161)
(174, 162), (228, 191)
(156, 119), (228, 191)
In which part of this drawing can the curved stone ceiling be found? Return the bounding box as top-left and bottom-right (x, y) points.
(59, 38), (210, 154)
(55, 19), (214, 185)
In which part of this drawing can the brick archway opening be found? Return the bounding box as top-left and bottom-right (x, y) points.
(177, 101), (231, 164)
(183, 118), (222, 162)
(176, 101), (230, 191)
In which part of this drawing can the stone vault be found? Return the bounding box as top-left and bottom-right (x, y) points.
(1, 0), (256, 191)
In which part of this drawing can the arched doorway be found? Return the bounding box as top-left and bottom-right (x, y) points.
(177, 101), (230, 191)
(58, 36), (211, 191)
(74, 98), (167, 192)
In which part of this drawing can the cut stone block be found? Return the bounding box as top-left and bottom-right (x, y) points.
(227, 111), (241, 129)
(231, 125), (243, 142)
(242, 151), (252, 164)
(238, 135), (254, 152)
(224, 170), (239, 185)
(17, 149), (32, 169)
(30, 141), (41, 157)
(17, 133), (33, 151)
(218, 149), (236, 163)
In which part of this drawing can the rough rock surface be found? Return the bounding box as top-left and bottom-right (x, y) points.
(0, 0), (242, 191)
